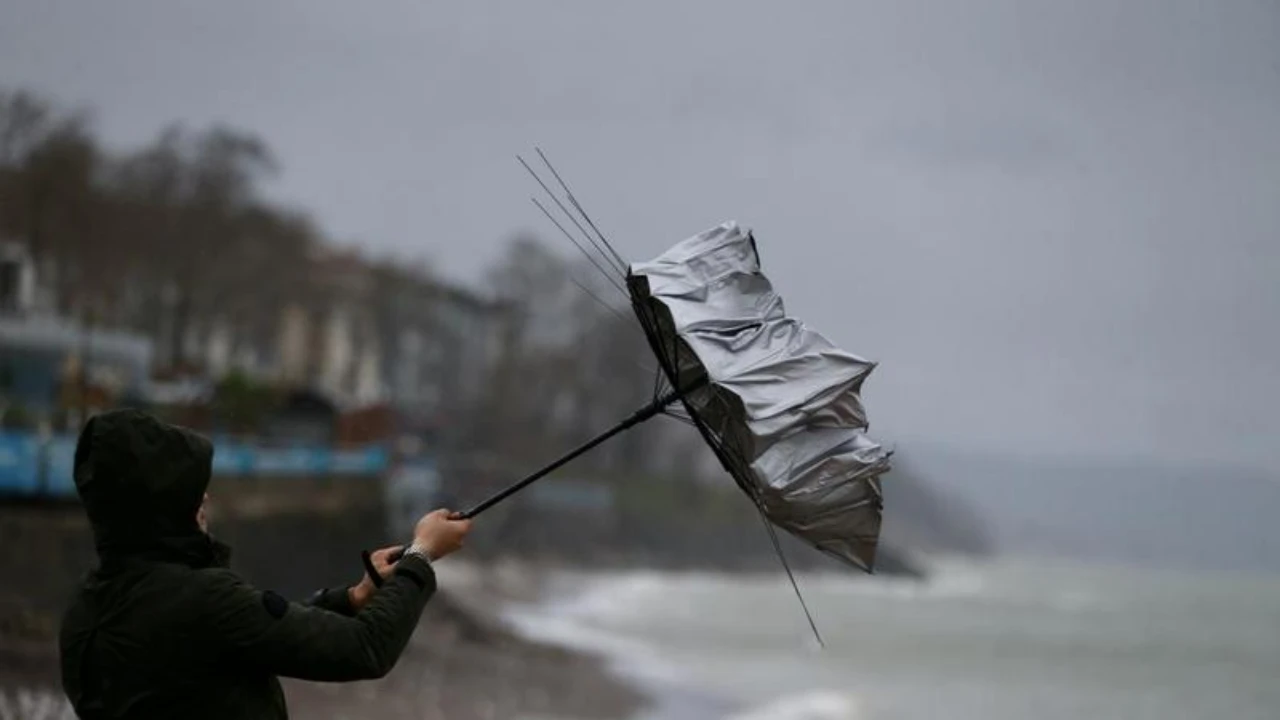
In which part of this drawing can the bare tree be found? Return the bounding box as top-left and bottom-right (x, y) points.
(2, 87), (317, 379)
(0, 89), (54, 169)
(107, 123), (288, 368)
(0, 89), (104, 313)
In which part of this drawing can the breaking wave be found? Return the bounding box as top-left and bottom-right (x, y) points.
(725, 691), (863, 720)
(497, 559), (1120, 719)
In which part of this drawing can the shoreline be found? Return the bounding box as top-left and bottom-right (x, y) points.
(466, 559), (744, 720)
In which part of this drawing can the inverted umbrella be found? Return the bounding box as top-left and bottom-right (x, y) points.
(624, 222), (891, 571)
(369, 153), (894, 641)
(455, 157), (891, 576)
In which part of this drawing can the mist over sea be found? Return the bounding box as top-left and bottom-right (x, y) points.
(503, 556), (1280, 720)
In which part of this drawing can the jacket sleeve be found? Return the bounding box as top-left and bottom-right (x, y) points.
(195, 556), (436, 682)
(306, 586), (357, 616)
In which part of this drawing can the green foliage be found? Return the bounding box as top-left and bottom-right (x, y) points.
(213, 369), (277, 434)
(0, 403), (35, 430)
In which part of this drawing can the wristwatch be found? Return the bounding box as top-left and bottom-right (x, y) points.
(402, 541), (434, 564)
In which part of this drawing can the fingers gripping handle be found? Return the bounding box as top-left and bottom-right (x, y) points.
(360, 550), (381, 587)
(359, 511), (465, 583)
(360, 547), (407, 588)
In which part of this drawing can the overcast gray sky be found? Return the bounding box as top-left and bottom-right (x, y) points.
(3, 0), (1278, 473)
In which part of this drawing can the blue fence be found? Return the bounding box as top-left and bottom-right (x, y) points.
(0, 430), (390, 497)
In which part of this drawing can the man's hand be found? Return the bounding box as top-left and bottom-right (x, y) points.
(414, 509), (473, 561)
(349, 545), (404, 611)
(347, 510), (471, 610)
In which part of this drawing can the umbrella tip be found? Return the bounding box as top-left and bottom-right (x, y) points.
(804, 632), (827, 652)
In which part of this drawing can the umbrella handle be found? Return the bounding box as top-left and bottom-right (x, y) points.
(457, 386), (687, 519)
(360, 546), (407, 587)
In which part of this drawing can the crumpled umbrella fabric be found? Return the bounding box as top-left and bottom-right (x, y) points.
(628, 221), (892, 571)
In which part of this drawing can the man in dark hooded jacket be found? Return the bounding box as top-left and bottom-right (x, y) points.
(57, 408), (472, 719)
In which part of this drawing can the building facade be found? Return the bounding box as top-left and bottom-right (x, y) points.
(0, 240), (154, 424)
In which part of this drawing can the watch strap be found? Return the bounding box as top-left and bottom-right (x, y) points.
(403, 541), (433, 563)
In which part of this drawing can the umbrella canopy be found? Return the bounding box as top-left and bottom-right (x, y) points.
(627, 221), (891, 571)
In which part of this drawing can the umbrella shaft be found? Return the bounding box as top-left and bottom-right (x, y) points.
(458, 386), (685, 519)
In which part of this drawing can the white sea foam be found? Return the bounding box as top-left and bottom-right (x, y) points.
(501, 587), (685, 689)
(725, 691), (862, 720)
(0, 688), (75, 720)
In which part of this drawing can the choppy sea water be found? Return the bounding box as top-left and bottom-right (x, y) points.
(503, 556), (1280, 720)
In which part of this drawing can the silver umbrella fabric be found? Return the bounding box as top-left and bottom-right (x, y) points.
(627, 221), (892, 571)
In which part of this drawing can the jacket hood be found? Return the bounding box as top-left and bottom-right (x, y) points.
(73, 408), (225, 566)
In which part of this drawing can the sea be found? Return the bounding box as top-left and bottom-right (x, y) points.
(502, 555), (1280, 720)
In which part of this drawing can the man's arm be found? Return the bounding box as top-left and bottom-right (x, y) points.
(197, 555), (436, 682)
(303, 545), (404, 617)
(305, 586), (358, 617)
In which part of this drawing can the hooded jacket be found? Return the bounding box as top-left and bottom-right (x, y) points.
(58, 409), (436, 719)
